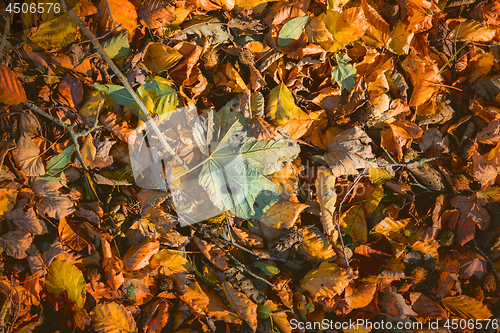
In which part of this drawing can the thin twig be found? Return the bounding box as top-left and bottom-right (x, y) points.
(23, 101), (101, 172)
(59, 0), (189, 170)
(0, 10), (11, 64)
(223, 218), (301, 268)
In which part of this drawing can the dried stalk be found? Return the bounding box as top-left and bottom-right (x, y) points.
(59, 0), (189, 170)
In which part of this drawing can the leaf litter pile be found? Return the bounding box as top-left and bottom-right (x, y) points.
(3, 0), (500, 332)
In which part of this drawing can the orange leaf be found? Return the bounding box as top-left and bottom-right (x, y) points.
(222, 281), (258, 332)
(441, 295), (492, 319)
(122, 240), (160, 271)
(98, 0), (138, 38)
(0, 64), (27, 105)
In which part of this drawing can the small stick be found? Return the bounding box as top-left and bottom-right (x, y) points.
(0, 10), (11, 63)
(24, 101), (103, 172)
(59, 0), (189, 170)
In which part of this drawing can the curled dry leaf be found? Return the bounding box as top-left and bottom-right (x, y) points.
(0, 230), (33, 259)
(0, 64), (27, 105)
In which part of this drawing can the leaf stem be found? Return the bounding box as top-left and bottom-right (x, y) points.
(59, 0), (190, 170)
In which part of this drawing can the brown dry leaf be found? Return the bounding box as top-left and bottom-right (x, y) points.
(32, 179), (74, 219)
(0, 63), (27, 105)
(321, 127), (375, 177)
(472, 153), (500, 190)
(58, 74), (83, 108)
(4, 196), (45, 235)
(248, 115), (277, 140)
(193, 236), (228, 270)
(301, 262), (354, 300)
(98, 0), (138, 38)
(13, 134), (45, 177)
(441, 295), (492, 319)
(92, 302), (138, 333)
(139, 0), (176, 29)
(410, 292), (448, 319)
(122, 240), (160, 271)
(213, 62), (249, 93)
(477, 119), (500, 144)
(306, 17), (334, 50)
(222, 281), (258, 332)
(401, 53), (440, 107)
(315, 167), (337, 240)
(0, 230), (33, 259)
(259, 201), (308, 229)
(58, 218), (92, 252)
(345, 277), (378, 309)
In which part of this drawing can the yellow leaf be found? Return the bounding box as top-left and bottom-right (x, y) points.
(388, 20), (414, 55)
(368, 168), (392, 185)
(122, 240), (160, 271)
(28, 10), (78, 49)
(315, 168), (337, 240)
(441, 295), (492, 319)
(340, 205), (367, 243)
(299, 227), (336, 261)
(222, 281), (258, 332)
(300, 261), (354, 300)
(265, 83), (298, 125)
(143, 43), (183, 74)
(98, 0), (138, 39)
(345, 277), (378, 309)
(235, 0), (268, 10)
(321, 7), (368, 53)
(46, 258), (86, 308)
(259, 201), (308, 229)
(0, 182), (20, 216)
(150, 249), (192, 275)
(213, 62), (249, 93)
(0, 64), (27, 105)
(92, 302), (138, 333)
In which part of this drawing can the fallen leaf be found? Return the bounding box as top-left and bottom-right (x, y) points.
(122, 240), (160, 271)
(13, 134), (45, 177)
(92, 302), (138, 333)
(222, 281), (258, 332)
(32, 179), (75, 219)
(0, 64), (27, 105)
(300, 261), (354, 300)
(46, 257), (86, 308)
(441, 295), (492, 319)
